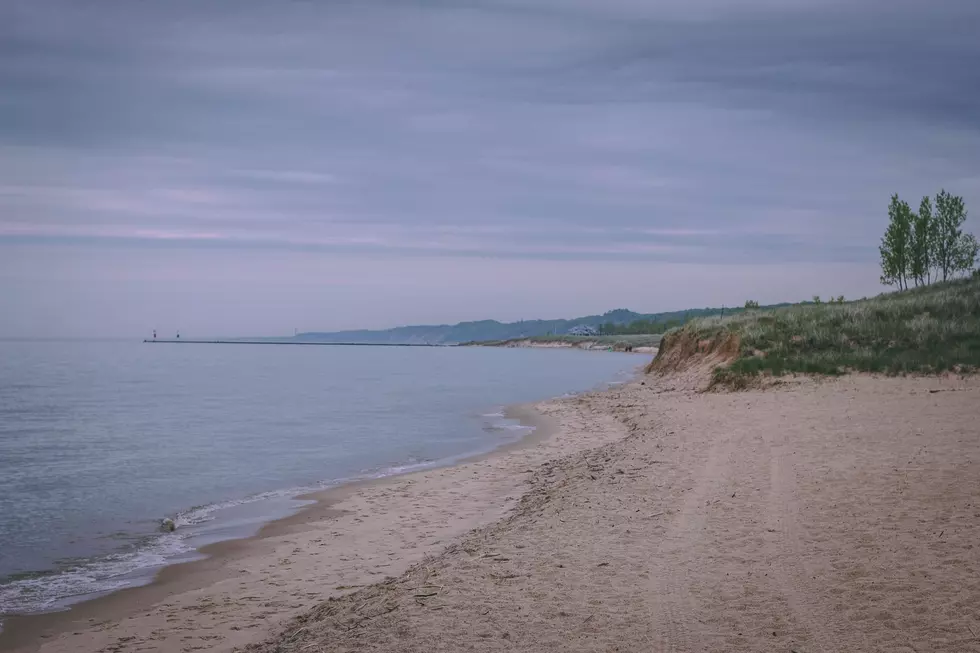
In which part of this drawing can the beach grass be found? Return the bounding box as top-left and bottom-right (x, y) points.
(668, 276), (980, 386)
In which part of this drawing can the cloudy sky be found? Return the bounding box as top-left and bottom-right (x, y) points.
(2, 0), (978, 337)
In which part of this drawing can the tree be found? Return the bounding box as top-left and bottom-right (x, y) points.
(953, 233), (979, 277)
(910, 196), (934, 286)
(880, 194), (913, 290)
(744, 300), (759, 309)
(933, 189), (970, 282)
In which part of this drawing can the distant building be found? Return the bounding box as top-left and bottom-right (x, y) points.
(567, 325), (598, 336)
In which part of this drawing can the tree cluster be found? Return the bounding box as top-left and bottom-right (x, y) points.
(880, 190), (978, 289)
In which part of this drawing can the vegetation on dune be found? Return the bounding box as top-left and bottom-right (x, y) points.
(648, 191), (979, 388)
(666, 276), (980, 386)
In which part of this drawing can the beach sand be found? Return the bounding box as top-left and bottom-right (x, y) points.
(4, 372), (980, 652)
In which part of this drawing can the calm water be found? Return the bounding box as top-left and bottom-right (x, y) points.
(0, 341), (640, 618)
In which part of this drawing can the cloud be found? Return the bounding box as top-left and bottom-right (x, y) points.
(0, 0), (978, 334)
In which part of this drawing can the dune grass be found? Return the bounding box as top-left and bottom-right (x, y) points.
(675, 276), (980, 385)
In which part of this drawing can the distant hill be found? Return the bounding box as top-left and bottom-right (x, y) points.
(294, 305), (786, 345)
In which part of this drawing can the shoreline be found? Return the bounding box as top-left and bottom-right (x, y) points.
(0, 354), (636, 638)
(0, 396), (552, 634)
(0, 396), (572, 652)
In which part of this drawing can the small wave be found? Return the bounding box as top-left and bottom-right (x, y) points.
(0, 530), (193, 617)
(172, 486), (316, 529)
(0, 484), (336, 619)
(478, 405), (535, 437)
(364, 457), (438, 479)
(486, 422), (533, 432)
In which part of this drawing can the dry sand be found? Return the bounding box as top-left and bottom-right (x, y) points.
(4, 373), (980, 652)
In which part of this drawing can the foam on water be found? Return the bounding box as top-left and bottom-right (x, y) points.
(1, 483), (345, 617)
(479, 407), (531, 430)
(0, 527), (193, 616)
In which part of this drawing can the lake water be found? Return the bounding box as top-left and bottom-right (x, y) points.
(0, 341), (641, 619)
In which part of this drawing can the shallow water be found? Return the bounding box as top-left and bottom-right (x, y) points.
(0, 341), (640, 617)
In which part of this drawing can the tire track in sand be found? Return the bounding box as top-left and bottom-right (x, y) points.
(647, 420), (739, 652)
(765, 437), (862, 653)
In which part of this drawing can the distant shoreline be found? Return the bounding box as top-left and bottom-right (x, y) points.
(142, 340), (452, 347)
(467, 333), (661, 353)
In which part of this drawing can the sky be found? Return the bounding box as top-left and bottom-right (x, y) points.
(1, 0), (979, 337)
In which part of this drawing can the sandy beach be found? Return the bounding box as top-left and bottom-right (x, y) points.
(3, 370), (980, 652)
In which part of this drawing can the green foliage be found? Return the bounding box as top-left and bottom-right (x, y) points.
(953, 233), (979, 277)
(910, 195), (934, 286)
(812, 295), (822, 304)
(934, 190), (968, 282)
(744, 300), (760, 309)
(880, 194), (914, 290)
(677, 277), (980, 385)
(880, 190), (976, 290)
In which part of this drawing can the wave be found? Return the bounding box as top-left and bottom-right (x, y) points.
(0, 528), (193, 617)
(480, 408), (534, 436)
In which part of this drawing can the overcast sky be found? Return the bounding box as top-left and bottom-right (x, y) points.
(2, 0), (979, 337)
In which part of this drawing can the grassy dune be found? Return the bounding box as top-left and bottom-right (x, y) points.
(660, 276), (980, 386)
